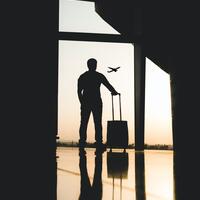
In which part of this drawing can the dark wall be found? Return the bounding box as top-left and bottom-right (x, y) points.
(3, 1), (58, 199)
(170, 52), (200, 199)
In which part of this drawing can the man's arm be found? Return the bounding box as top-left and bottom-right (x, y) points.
(101, 75), (118, 95)
(77, 77), (83, 103)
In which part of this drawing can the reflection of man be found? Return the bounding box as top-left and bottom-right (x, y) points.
(78, 58), (118, 148)
(78, 149), (103, 200)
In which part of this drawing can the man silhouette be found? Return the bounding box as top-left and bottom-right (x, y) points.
(78, 58), (118, 148)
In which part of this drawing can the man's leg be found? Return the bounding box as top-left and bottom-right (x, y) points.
(92, 102), (103, 145)
(79, 104), (91, 147)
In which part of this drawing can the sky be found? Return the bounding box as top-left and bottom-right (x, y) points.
(58, 0), (173, 145)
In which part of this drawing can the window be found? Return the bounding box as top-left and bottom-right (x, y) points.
(59, 0), (120, 34)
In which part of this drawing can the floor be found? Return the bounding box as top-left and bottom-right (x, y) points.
(56, 147), (174, 200)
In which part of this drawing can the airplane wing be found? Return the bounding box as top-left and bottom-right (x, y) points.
(116, 67), (120, 69)
(108, 67), (114, 70)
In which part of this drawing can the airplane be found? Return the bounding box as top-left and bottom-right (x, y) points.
(107, 67), (120, 73)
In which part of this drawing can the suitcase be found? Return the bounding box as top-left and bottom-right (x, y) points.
(106, 93), (128, 150)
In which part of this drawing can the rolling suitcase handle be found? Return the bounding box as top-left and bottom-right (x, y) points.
(111, 93), (122, 121)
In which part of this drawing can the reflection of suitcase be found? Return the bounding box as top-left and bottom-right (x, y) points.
(106, 94), (128, 150)
(107, 152), (129, 200)
(107, 151), (129, 179)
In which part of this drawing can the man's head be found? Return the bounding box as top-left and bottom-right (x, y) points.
(87, 58), (97, 71)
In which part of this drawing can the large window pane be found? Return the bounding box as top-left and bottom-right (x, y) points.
(58, 40), (134, 144)
(59, 0), (120, 34)
(145, 58), (173, 146)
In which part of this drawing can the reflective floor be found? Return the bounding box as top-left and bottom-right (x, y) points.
(57, 147), (174, 200)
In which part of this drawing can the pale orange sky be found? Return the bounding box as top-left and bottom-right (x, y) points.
(58, 0), (173, 145)
(58, 41), (135, 144)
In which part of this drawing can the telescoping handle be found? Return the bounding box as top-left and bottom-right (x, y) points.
(111, 93), (122, 121)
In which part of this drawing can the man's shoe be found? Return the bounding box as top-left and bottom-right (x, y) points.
(96, 143), (107, 151)
(78, 141), (86, 148)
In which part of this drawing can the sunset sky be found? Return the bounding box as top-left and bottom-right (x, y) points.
(58, 0), (173, 145)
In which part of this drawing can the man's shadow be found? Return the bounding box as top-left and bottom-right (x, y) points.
(78, 148), (103, 200)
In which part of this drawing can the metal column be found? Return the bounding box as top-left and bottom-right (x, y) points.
(134, 43), (146, 150)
